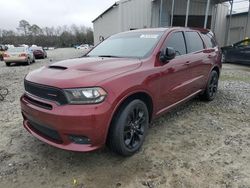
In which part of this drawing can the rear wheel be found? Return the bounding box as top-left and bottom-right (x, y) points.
(5, 62), (10, 66)
(107, 99), (149, 156)
(200, 70), (219, 101)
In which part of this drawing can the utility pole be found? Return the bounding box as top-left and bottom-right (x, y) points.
(225, 0), (233, 45)
(185, 0), (190, 27)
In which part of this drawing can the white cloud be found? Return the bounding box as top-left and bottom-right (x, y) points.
(0, 0), (116, 30)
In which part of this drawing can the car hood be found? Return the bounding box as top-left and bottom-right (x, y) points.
(25, 57), (142, 88)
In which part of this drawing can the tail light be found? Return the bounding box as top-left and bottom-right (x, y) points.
(19, 53), (27, 57)
(3, 53), (9, 57)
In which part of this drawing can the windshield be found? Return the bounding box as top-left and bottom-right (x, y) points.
(87, 31), (164, 58)
(7, 47), (25, 53)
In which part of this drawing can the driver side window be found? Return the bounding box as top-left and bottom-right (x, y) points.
(165, 32), (187, 56)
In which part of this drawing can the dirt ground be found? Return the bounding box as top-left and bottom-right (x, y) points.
(0, 48), (249, 188)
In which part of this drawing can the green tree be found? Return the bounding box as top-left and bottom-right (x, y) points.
(29, 24), (42, 36)
(17, 20), (30, 35)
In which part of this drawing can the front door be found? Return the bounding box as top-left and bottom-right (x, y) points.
(158, 31), (193, 111)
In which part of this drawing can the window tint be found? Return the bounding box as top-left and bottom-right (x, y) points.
(202, 33), (216, 48)
(166, 32), (186, 56)
(185, 31), (204, 53)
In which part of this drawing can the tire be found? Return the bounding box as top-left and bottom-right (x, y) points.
(200, 70), (219, 101)
(107, 99), (149, 156)
(32, 58), (35, 63)
(221, 52), (226, 63)
(26, 58), (31, 65)
(5, 62), (10, 66)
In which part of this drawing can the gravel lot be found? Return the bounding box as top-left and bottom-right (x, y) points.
(0, 48), (249, 188)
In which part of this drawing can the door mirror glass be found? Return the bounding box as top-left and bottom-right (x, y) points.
(159, 47), (176, 63)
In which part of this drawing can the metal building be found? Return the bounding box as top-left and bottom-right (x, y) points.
(227, 11), (250, 44)
(92, 0), (233, 46)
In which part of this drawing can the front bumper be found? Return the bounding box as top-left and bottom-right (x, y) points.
(20, 94), (113, 152)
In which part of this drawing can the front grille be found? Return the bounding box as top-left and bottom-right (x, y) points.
(24, 80), (68, 105)
(28, 120), (62, 143)
(24, 95), (53, 110)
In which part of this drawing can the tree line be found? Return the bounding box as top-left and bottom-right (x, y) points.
(0, 20), (94, 47)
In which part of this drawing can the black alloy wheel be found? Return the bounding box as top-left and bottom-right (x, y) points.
(123, 103), (147, 150)
(200, 70), (219, 101)
(208, 72), (218, 99)
(108, 99), (149, 156)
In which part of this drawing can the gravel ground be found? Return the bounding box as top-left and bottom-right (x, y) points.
(0, 48), (249, 188)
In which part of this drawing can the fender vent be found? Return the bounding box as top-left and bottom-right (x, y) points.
(49, 65), (67, 70)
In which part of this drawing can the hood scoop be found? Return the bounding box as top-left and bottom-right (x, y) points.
(48, 65), (67, 70)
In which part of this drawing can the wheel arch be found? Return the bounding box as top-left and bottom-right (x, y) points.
(105, 90), (154, 144)
(211, 66), (220, 77)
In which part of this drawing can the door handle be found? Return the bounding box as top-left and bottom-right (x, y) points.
(185, 61), (191, 65)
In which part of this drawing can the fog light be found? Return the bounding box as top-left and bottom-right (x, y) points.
(69, 135), (91, 144)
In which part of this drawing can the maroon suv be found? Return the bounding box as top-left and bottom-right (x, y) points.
(21, 27), (222, 156)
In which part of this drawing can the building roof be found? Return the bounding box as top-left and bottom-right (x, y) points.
(227, 11), (249, 17)
(92, 2), (118, 23)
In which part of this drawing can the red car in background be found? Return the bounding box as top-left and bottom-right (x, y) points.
(31, 46), (47, 59)
(20, 27), (222, 156)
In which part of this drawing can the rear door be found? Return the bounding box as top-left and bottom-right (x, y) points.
(183, 31), (210, 91)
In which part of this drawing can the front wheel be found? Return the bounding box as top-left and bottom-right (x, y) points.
(200, 70), (219, 101)
(221, 52), (226, 63)
(107, 99), (149, 156)
(26, 58), (31, 65)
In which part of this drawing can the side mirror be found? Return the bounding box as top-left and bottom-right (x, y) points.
(159, 47), (176, 63)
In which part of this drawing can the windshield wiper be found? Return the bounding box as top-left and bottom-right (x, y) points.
(98, 55), (122, 58)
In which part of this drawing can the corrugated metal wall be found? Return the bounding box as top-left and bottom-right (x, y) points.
(93, 0), (229, 45)
(228, 14), (249, 44)
(93, 6), (120, 45)
(119, 0), (152, 31)
(213, 3), (229, 46)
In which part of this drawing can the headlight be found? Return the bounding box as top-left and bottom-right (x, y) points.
(64, 87), (107, 104)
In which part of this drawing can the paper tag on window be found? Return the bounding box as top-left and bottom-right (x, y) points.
(140, 34), (159, 39)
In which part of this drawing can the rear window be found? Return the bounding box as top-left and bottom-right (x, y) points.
(31, 47), (43, 50)
(7, 47), (25, 53)
(185, 31), (204, 53)
(202, 33), (216, 48)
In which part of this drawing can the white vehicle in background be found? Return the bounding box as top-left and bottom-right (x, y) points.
(3, 47), (35, 66)
(76, 44), (90, 50)
(5, 44), (15, 49)
(20, 44), (29, 48)
(48, 47), (55, 50)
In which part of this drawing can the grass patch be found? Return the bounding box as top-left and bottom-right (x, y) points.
(220, 74), (250, 82)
